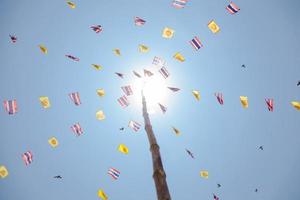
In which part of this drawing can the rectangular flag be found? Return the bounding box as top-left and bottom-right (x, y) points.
(0, 165), (9, 178)
(215, 93), (224, 105)
(265, 98), (274, 112)
(69, 92), (81, 106)
(71, 123), (83, 136)
(172, 0), (188, 9)
(118, 95), (129, 108)
(3, 99), (18, 115)
(208, 20), (220, 33)
(128, 120), (141, 132)
(226, 2), (240, 14)
(134, 16), (146, 26)
(121, 85), (133, 96)
(108, 167), (120, 180)
(98, 189), (108, 200)
(39, 96), (51, 108)
(22, 151), (33, 166)
(152, 56), (166, 68)
(190, 36), (203, 50)
(144, 69), (154, 77)
(159, 67), (170, 79)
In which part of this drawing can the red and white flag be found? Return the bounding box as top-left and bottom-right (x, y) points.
(22, 151), (33, 166)
(215, 93), (224, 105)
(3, 99), (18, 115)
(265, 98), (274, 112)
(128, 120), (141, 132)
(118, 95), (130, 108)
(71, 123), (83, 136)
(69, 92), (81, 106)
(121, 85), (133, 96)
(134, 17), (146, 26)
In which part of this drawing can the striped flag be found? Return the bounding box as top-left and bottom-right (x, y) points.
(108, 167), (120, 180)
(128, 120), (141, 132)
(90, 25), (102, 33)
(172, 0), (188, 9)
(144, 69), (154, 77)
(215, 93), (224, 105)
(71, 123), (83, 136)
(69, 92), (81, 105)
(121, 85), (133, 96)
(118, 95), (130, 108)
(158, 103), (167, 114)
(133, 70), (142, 78)
(168, 87), (180, 92)
(3, 99), (18, 115)
(265, 98), (274, 112)
(152, 56), (166, 68)
(9, 35), (17, 43)
(65, 54), (80, 61)
(22, 151), (33, 166)
(226, 2), (240, 14)
(159, 67), (170, 79)
(134, 16), (146, 26)
(190, 36), (203, 50)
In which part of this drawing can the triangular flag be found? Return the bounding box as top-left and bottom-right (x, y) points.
(118, 144), (129, 154)
(240, 96), (248, 108)
(67, 1), (76, 9)
(133, 70), (142, 78)
(92, 64), (102, 70)
(291, 101), (300, 110)
(97, 189), (108, 200)
(200, 170), (209, 179)
(0, 166), (8, 178)
(113, 49), (121, 56)
(192, 90), (200, 101)
(39, 96), (51, 108)
(173, 52), (185, 62)
(96, 89), (105, 97)
(39, 45), (48, 54)
(139, 44), (149, 53)
(96, 110), (105, 120)
(172, 127), (180, 135)
(158, 103), (167, 114)
(144, 69), (154, 77)
(115, 72), (124, 79)
(168, 87), (180, 92)
(208, 20), (220, 33)
(162, 27), (175, 38)
(48, 137), (59, 148)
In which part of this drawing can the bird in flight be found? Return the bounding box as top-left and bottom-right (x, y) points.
(53, 175), (62, 179)
(185, 149), (194, 159)
(259, 146), (264, 150)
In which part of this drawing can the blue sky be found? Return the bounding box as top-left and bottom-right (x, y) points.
(1, 0), (300, 199)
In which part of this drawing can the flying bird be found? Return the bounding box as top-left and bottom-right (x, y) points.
(53, 175), (62, 179)
(185, 149), (194, 159)
(259, 146), (264, 150)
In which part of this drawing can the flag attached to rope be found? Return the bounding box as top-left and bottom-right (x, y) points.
(152, 56), (166, 68)
(39, 96), (51, 108)
(118, 144), (129, 154)
(97, 89), (105, 97)
(144, 69), (154, 77)
(134, 16), (146, 26)
(168, 87), (180, 92)
(65, 54), (80, 61)
(108, 167), (120, 180)
(113, 49), (121, 56)
(39, 45), (48, 54)
(226, 2), (240, 14)
(215, 93), (224, 105)
(96, 110), (106, 120)
(133, 70), (142, 78)
(158, 103), (167, 114)
(115, 72), (124, 79)
(9, 35), (17, 43)
(190, 36), (203, 50)
(172, 127), (180, 135)
(291, 101), (300, 110)
(265, 98), (274, 112)
(208, 20), (220, 33)
(192, 90), (200, 101)
(162, 27), (175, 38)
(69, 92), (81, 105)
(92, 64), (102, 70)
(159, 67), (170, 79)
(22, 151), (33, 166)
(173, 52), (185, 62)
(240, 96), (248, 108)
(48, 137), (59, 148)
(91, 25), (102, 33)
(121, 85), (133, 96)
(213, 194), (220, 200)
(172, 0), (188, 9)
(3, 99), (18, 115)
(118, 95), (129, 108)
(200, 170), (209, 179)
(98, 189), (108, 200)
(71, 123), (83, 136)
(139, 44), (149, 53)
(128, 120), (141, 132)
(66, 1), (76, 9)
(0, 166), (8, 178)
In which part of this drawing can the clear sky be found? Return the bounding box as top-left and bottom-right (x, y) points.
(1, 0), (300, 199)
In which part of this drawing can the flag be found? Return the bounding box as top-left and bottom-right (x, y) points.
(96, 110), (106, 120)
(0, 166), (8, 178)
(139, 44), (149, 53)
(9, 35), (17, 43)
(65, 54), (80, 61)
(108, 167), (120, 180)
(98, 189), (108, 200)
(39, 96), (51, 108)
(172, 127), (180, 135)
(128, 120), (141, 132)
(158, 103), (167, 114)
(144, 69), (154, 77)
(118, 95), (130, 108)
(92, 64), (102, 70)
(133, 70), (142, 78)
(208, 20), (220, 33)
(39, 45), (48, 54)
(121, 85), (133, 96)
(172, 0), (188, 8)
(173, 52), (185, 62)
(134, 16), (146, 26)
(69, 92), (81, 105)
(168, 87), (180, 92)
(291, 101), (300, 110)
(71, 123), (83, 136)
(67, 1), (76, 9)
(3, 99), (18, 115)
(192, 90), (200, 101)
(190, 36), (203, 50)
(213, 194), (219, 200)
(115, 72), (124, 79)
(91, 25), (102, 33)
(152, 56), (166, 68)
(214, 93), (224, 105)
(97, 89), (105, 97)
(265, 98), (274, 111)
(118, 144), (129, 154)
(113, 49), (121, 56)
(22, 151), (33, 166)
(200, 170), (209, 179)
(48, 137), (59, 148)
(159, 67), (170, 79)
(226, 2), (240, 14)
(162, 27), (175, 38)
(240, 96), (248, 108)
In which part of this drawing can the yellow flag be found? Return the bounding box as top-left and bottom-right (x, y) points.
(192, 90), (200, 101)
(113, 49), (121, 56)
(48, 137), (59, 148)
(291, 101), (300, 110)
(96, 89), (105, 97)
(92, 64), (102, 70)
(172, 127), (180, 135)
(98, 189), (108, 200)
(173, 52), (185, 62)
(208, 20), (220, 33)
(39, 96), (51, 108)
(200, 170), (209, 179)
(96, 110), (105, 120)
(118, 144), (129, 154)
(67, 1), (76, 9)
(39, 45), (48, 54)
(240, 96), (248, 108)
(162, 27), (174, 38)
(0, 165), (8, 178)
(139, 44), (149, 53)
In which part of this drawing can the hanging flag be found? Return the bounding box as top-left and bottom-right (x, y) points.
(65, 54), (80, 61)
(134, 16), (146, 26)
(265, 98), (274, 112)
(108, 167), (120, 180)
(96, 110), (106, 120)
(226, 2), (240, 14)
(9, 35), (17, 43)
(48, 137), (59, 148)
(159, 67), (170, 79)
(158, 103), (167, 114)
(144, 69), (154, 77)
(97, 89), (105, 97)
(118, 144), (129, 154)
(69, 92), (81, 106)
(192, 90), (200, 101)
(70, 123), (83, 136)
(115, 72), (124, 79)
(152, 56), (166, 68)
(240, 96), (248, 108)
(172, 0), (188, 9)
(200, 170), (209, 179)
(39, 96), (51, 108)
(291, 101), (300, 110)
(113, 49), (121, 56)
(66, 1), (76, 9)
(92, 64), (102, 70)
(121, 85), (133, 96)
(91, 25), (102, 33)
(0, 165), (8, 178)
(3, 99), (18, 115)
(172, 127), (180, 135)
(173, 52), (185, 62)
(133, 70), (142, 78)
(22, 151), (33, 166)
(118, 95), (130, 108)
(186, 149), (194, 158)
(168, 87), (180, 92)
(128, 120), (141, 132)
(139, 44), (149, 53)
(98, 189), (108, 200)
(190, 36), (203, 50)
(214, 93), (224, 105)
(208, 20), (220, 33)
(38, 45), (48, 54)
(162, 27), (175, 38)
(213, 194), (220, 200)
